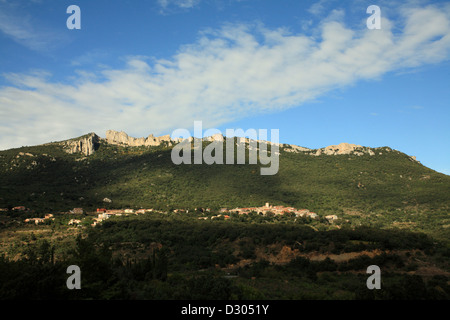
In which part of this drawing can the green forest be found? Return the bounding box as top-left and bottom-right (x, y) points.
(1, 212), (449, 300)
(0, 137), (449, 300)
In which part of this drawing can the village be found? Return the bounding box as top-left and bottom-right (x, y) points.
(209, 203), (321, 220)
(1, 203), (339, 227)
(0, 206), (161, 227)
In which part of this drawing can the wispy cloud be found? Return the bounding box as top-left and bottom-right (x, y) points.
(70, 50), (111, 67)
(1, 3), (450, 150)
(0, 0), (67, 52)
(157, 0), (201, 13)
(308, 0), (335, 16)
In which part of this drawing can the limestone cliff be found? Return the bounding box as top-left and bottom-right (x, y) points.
(282, 142), (379, 157)
(60, 130), (397, 159)
(105, 130), (177, 147)
(104, 131), (379, 157)
(314, 143), (376, 156)
(62, 133), (100, 156)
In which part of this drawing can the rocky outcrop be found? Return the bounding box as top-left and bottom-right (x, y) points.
(103, 131), (369, 158)
(60, 129), (399, 160)
(283, 145), (311, 153)
(312, 143), (377, 157)
(105, 130), (177, 147)
(278, 142), (385, 157)
(205, 133), (225, 142)
(63, 133), (100, 156)
(322, 143), (363, 155)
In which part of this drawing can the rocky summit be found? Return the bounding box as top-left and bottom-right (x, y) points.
(61, 133), (100, 156)
(105, 130), (177, 148)
(58, 130), (416, 161)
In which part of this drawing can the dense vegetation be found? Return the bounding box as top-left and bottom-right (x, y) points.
(0, 136), (449, 300)
(1, 139), (449, 216)
(0, 213), (449, 300)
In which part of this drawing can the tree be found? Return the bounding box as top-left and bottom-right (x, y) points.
(37, 239), (53, 264)
(153, 248), (168, 281)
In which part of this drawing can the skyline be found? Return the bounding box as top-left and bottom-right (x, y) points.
(0, 0), (449, 175)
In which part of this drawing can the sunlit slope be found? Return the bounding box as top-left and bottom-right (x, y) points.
(1, 137), (449, 216)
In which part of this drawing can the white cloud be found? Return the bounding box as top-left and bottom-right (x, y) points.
(308, 0), (333, 16)
(1, 3), (450, 150)
(158, 0), (201, 11)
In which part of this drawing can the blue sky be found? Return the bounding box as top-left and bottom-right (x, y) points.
(0, 0), (449, 175)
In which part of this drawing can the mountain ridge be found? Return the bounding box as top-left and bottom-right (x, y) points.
(1, 129), (447, 213)
(50, 130), (418, 162)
